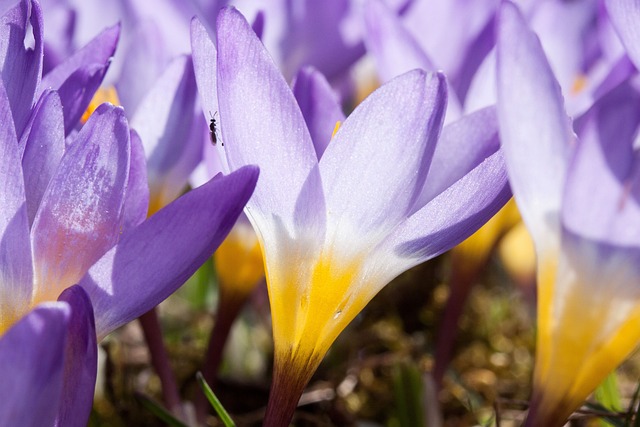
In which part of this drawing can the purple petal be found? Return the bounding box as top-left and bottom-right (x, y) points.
(452, 14), (495, 102)
(419, 106), (500, 205)
(122, 129), (149, 231)
(276, 0), (365, 81)
(57, 63), (109, 134)
(320, 70), (447, 238)
(0, 303), (70, 427)
(217, 8), (325, 237)
(80, 165), (258, 339)
(191, 17), (218, 123)
(402, 0), (497, 82)
(40, 23), (119, 93)
(497, 1), (574, 246)
(464, 49), (496, 113)
(251, 10), (264, 39)
(0, 0), (43, 137)
(363, 0), (461, 120)
(130, 55), (200, 211)
(21, 90), (65, 225)
(38, 23), (119, 134)
(116, 20), (168, 116)
(605, 0), (640, 71)
(563, 82), (640, 246)
(386, 151), (510, 268)
(292, 66), (345, 160)
(55, 285), (97, 427)
(31, 103), (130, 303)
(529, 0), (599, 92)
(592, 55), (636, 102)
(364, 0), (437, 82)
(41, 6), (75, 74)
(0, 79), (33, 327)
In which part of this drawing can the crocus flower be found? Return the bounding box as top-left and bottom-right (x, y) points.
(497, 2), (640, 425)
(0, 86), (257, 423)
(194, 7), (510, 425)
(0, 3), (259, 424)
(0, 285), (95, 427)
(467, 0), (628, 115)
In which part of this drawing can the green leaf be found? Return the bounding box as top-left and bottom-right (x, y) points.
(583, 401), (624, 427)
(135, 393), (188, 427)
(629, 381), (640, 427)
(197, 371), (236, 427)
(391, 361), (425, 427)
(596, 372), (623, 411)
(594, 372), (623, 427)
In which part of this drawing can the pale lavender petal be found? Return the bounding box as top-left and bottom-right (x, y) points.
(364, 0), (461, 121)
(0, 79), (33, 328)
(419, 106), (500, 205)
(32, 103), (130, 302)
(21, 90), (65, 225)
(122, 129), (149, 231)
(605, 0), (640, 70)
(320, 70), (446, 239)
(40, 23), (119, 92)
(131, 55), (200, 208)
(189, 124), (224, 188)
(116, 20), (168, 116)
(57, 63), (109, 134)
(497, 1), (574, 246)
(42, 6), (75, 73)
(55, 285), (96, 427)
(191, 17), (218, 119)
(364, 0), (437, 81)
(277, 0), (365, 81)
(0, 303), (70, 427)
(292, 66), (345, 160)
(530, 0), (599, 92)
(0, 0), (43, 136)
(453, 15), (495, 102)
(217, 8), (324, 237)
(80, 166), (258, 339)
(563, 82), (640, 246)
(592, 55), (636, 101)
(464, 49), (496, 113)
(385, 151), (510, 270)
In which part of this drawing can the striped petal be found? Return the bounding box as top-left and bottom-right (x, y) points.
(31, 104), (130, 304)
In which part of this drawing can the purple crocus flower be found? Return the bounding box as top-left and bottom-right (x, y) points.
(0, 285), (94, 427)
(497, 2), (640, 425)
(0, 93), (257, 424)
(468, 0), (628, 115)
(193, 7), (510, 425)
(0, 2), (259, 424)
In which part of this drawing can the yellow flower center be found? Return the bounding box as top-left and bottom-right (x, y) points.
(80, 86), (121, 123)
(215, 221), (265, 297)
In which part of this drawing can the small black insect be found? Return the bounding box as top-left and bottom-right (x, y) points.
(209, 111), (219, 146)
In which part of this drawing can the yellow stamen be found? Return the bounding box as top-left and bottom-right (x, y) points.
(453, 199), (520, 275)
(570, 74), (588, 95)
(331, 121), (342, 139)
(81, 86), (120, 123)
(215, 222), (264, 297)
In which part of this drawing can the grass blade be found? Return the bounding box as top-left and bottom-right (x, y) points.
(135, 393), (188, 427)
(197, 371), (236, 427)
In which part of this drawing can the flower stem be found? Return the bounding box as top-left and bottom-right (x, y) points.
(195, 289), (247, 422)
(139, 307), (182, 415)
(262, 352), (319, 427)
